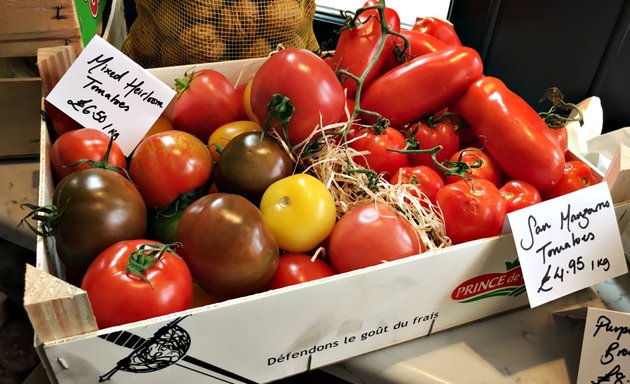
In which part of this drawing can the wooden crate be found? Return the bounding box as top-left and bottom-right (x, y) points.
(0, 0), (83, 58)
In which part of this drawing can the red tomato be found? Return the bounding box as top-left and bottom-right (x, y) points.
(408, 114), (460, 178)
(436, 178), (507, 244)
(265, 253), (335, 290)
(412, 17), (462, 47)
(329, 1), (401, 98)
(540, 160), (599, 200)
(328, 202), (425, 273)
(548, 125), (569, 154)
(452, 76), (565, 191)
(397, 29), (449, 61)
(250, 48), (346, 145)
(389, 165), (444, 205)
(445, 147), (504, 187)
(499, 180), (542, 213)
(49, 128), (127, 181)
(234, 81), (249, 121)
(129, 130), (213, 210)
(361, 46), (483, 127)
(348, 126), (410, 179)
(173, 69), (240, 143)
(81, 240), (193, 328)
(44, 99), (83, 137)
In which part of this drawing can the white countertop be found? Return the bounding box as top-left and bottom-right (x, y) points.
(325, 276), (630, 383)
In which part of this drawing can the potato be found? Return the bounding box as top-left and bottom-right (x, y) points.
(179, 23), (226, 63)
(263, 0), (303, 42)
(218, 0), (260, 43)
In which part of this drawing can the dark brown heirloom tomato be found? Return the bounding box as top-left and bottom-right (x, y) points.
(213, 131), (294, 205)
(50, 168), (147, 279)
(175, 193), (279, 300)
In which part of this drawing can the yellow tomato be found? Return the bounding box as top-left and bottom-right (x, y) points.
(142, 115), (174, 141)
(207, 120), (262, 161)
(243, 79), (259, 123)
(260, 174), (337, 253)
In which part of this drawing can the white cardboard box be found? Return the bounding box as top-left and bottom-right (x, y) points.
(25, 57), (630, 384)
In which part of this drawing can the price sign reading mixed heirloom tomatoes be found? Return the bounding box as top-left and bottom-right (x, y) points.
(46, 35), (176, 156)
(508, 182), (627, 308)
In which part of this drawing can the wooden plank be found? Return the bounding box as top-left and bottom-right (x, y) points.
(37, 45), (76, 96)
(0, 77), (42, 158)
(23, 264), (97, 343)
(0, 0), (82, 58)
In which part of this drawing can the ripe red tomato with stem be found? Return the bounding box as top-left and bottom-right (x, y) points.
(408, 112), (461, 178)
(436, 178), (507, 245)
(348, 125), (410, 180)
(540, 160), (599, 200)
(451, 76), (565, 190)
(361, 46), (483, 127)
(445, 147), (504, 187)
(129, 130), (213, 210)
(81, 240), (193, 329)
(50, 128), (127, 182)
(328, 202), (425, 273)
(389, 165), (444, 206)
(173, 69), (240, 143)
(264, 253), (335, 290)
(250, 48), (346, 145)
(396, 29), (449, 62)
(499, 180), (542, 213)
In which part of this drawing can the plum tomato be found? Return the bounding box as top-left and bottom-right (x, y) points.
(327, 202), (425, 274)
(408, 114), (461, 178)
(498, 180), (542, 213)
(260, 174), (337, 253)
(175, 193), (279, 300)
(214, 131), (294, 205)
(129, 130), (213, 210)
(540, 160), (599, 200)
(81, 240), (193, 329)
(436, 178), (507, 245)
(50, 128), (127, 181)
(264, 253), (335, 290)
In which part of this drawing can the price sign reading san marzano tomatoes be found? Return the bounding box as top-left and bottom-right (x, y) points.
(508, 182), (627, 308)
(46, 35), (176, 156)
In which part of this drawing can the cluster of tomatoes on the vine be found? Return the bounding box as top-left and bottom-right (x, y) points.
(29, 0), (600, 330)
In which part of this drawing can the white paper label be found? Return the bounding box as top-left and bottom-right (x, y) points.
(45, 35), (176, 155)
(578, 307), (630, 384)
(508, 182), (627, 308)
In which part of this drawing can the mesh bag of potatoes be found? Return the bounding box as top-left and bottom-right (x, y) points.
(121, 0), (320, 68)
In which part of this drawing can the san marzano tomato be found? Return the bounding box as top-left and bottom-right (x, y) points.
(540, 160), (599, 200)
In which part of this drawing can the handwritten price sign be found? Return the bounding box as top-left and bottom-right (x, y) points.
(46, 35), (176, 156)
(578, 307), (630, 384)
(508, 182), (627, 308)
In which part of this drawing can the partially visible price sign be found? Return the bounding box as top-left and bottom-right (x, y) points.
(577, 307), (630, 384)
(508, 182), (627, 308)
(46, 35), (176, 156)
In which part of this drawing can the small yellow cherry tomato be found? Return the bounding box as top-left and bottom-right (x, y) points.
(260, 174), (337, 253)
(207, 120), (262, 161)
